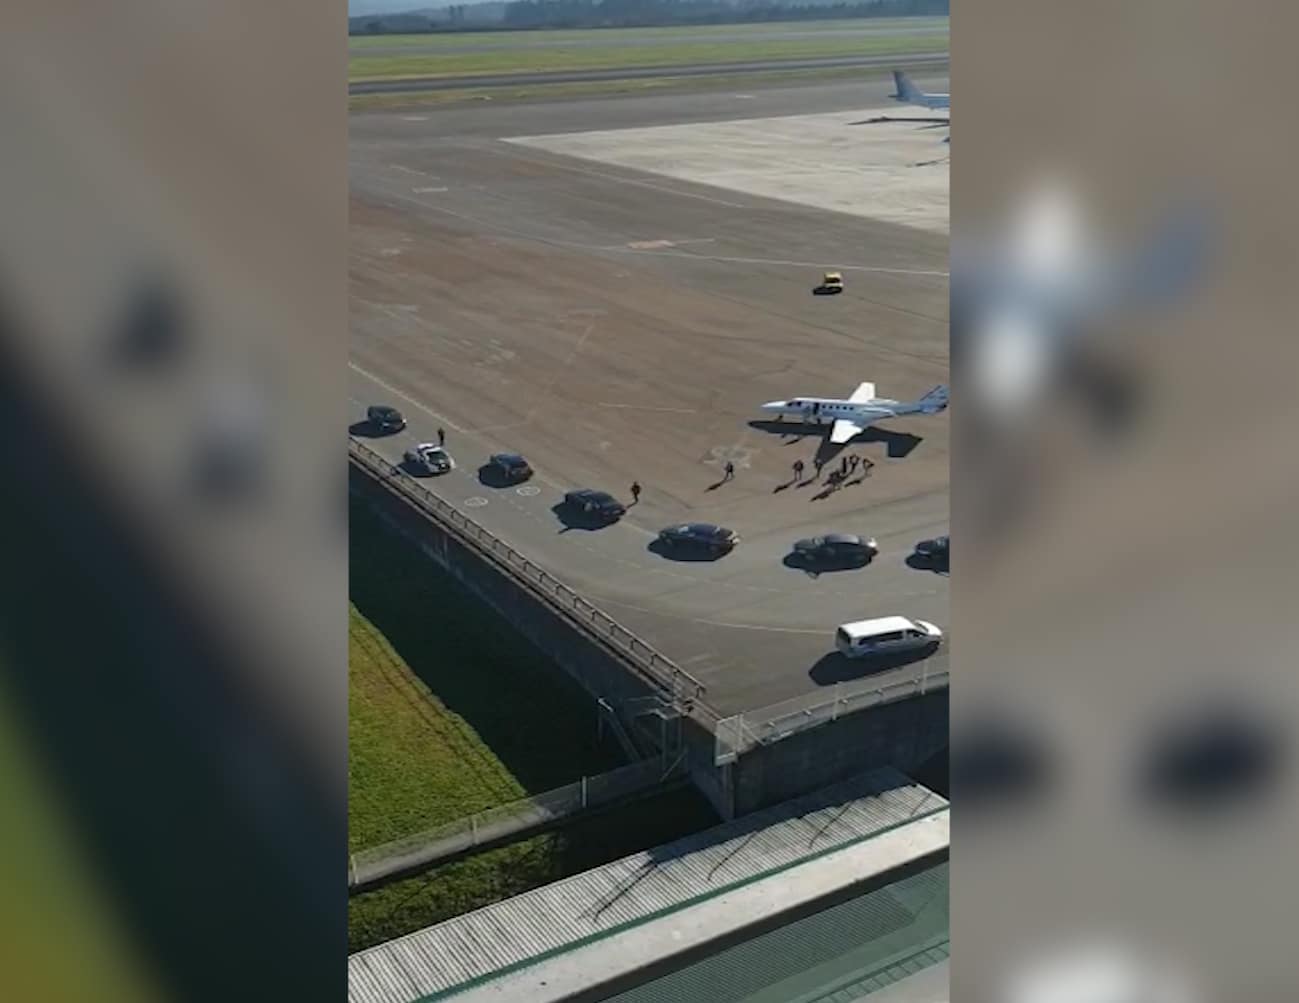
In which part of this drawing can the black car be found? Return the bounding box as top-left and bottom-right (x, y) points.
(489, 452), (533, 484)
(791, 533), (878, 566)
(563, 489), (626, 522)
(658, 523), (740, 554)
(913, 535), (949, 562)
(366, 405), (405, 434)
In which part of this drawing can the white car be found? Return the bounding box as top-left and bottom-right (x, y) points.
(835, 616), (942, 659)
(403, 443), (454, 476)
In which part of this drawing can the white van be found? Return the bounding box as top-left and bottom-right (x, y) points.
(835, 616), (942, 659)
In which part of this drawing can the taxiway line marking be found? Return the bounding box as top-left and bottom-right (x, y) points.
(348, 361), (466, 433)
(607, 247), (949, 277)
(496, 143), (750, 209)
(596, 402), (698, 413)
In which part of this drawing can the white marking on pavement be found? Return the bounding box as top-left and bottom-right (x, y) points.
(596, 402), (698, 414)
(348, 361), (466, 433)
(597, 596), (832, 634)
(517, 485), (541, 497)
(464, 497), (488, 507)
(705, 621), (829, 634)
(388, 163), (432, 176)
(356, 180), (945, 279)
(605, 247), (949, 277)
(413, 186), (448, 193)
(495, 144), (749, 209)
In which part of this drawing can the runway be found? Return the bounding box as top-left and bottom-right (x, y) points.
(350, 78), (949, 721)
(349, 51), (949, 95)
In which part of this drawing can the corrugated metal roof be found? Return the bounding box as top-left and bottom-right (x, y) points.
(348, 769), (947, 1003)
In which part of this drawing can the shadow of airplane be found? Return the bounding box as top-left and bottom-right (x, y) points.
(848, 116), (950, 127)
(747, 419), (922, 459)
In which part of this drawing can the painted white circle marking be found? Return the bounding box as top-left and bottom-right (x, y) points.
(464, 496), (488, 508)
(516, 485), (541, 497)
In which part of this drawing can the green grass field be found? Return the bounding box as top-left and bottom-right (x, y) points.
(349, 22), (947, 82)
(349, 17), (950, 51)
(349, 604), (527, 849)
(349, 784), (719, 952)
(348, 497), (625, 853)
(349, 60), (916, 110)
(348, 497), (718, 951)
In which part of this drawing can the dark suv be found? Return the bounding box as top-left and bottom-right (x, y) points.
(791, 533), (878, 567)
(366, 405), (406, 435)
(489, 453), (533, 484)
(913, 535), (949, 565)
(563, 489), (625, 522)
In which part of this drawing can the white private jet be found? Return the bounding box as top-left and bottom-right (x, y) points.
(761, 383), (949, 444)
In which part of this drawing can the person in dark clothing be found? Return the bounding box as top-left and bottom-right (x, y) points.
(723, 461), (735, 481)
(630, 481), (642, 504)
(793, 459), (805, 480)
(437, 427), (446, 447)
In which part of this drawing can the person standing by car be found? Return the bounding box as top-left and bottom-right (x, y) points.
(437, 426), (446, 447)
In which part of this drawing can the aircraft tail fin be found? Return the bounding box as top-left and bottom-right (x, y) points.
(892, 70), (922, 103)
(917, 384), (949, 414)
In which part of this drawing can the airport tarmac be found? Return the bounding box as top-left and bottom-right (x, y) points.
(350, 78), (949, 721)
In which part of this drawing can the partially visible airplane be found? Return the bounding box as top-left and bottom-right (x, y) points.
(891, 71), (949, 114)
(761, 383), (949, 444)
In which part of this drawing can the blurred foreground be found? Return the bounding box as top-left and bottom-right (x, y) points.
(957, 3), (1299, 1001)
(0, 2), (345, 1000)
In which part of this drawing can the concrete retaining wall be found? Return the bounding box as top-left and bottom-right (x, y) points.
(350, 462), (661, 711)
(350, 458), (949, 822)
(729, 691), (949, 816)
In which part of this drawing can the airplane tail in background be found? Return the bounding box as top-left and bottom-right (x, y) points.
(892, 70), (922, 103)
(917, 384), (949, 414)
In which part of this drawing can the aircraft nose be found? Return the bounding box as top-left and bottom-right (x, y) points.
(761, 401), (785, 411)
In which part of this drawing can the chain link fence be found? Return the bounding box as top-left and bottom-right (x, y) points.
(350, 438), (709, 712)
(349, 758), (679, 890)
(715, 665), (950, 764)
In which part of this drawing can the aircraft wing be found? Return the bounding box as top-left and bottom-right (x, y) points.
(848, 381), (876, 403)
(830, 417), (865, 444)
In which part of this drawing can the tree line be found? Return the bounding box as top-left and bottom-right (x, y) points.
(504, 0), (948, 29)
(352, 0), (947, 35)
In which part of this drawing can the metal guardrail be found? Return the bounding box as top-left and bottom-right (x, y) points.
(349, 758), (676, 890)
(715, 666), (950, 765)
(349, 438), (711, 712)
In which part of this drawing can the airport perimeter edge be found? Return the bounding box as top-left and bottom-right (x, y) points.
(350, 440), (948, 820)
